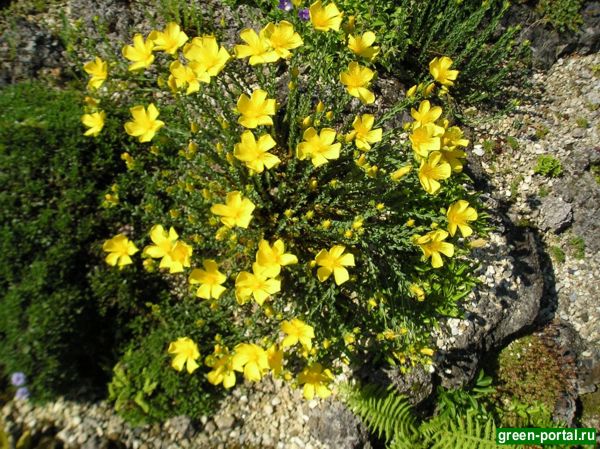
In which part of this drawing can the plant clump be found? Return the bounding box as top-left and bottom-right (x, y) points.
(80, 0), (485, 422)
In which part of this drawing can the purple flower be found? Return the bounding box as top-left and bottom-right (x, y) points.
(298, 8), (310, 21)
(15, 387), (30, 400)
(10, 372), (26, 387)
(278, 0), (293, 11)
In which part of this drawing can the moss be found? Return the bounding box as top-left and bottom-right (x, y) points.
(538, 185), (550, 198)
(581, 391), (600, 421)
(495, 335), (567, 425)
(576, 117), (589, 128)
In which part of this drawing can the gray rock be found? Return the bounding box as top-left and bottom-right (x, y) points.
(214, 415), (235, 431)
(539, 196), (573, 233)
(0, 18), (65, 86)
(308, 401), (372, 449)
(165, 416), (193, 438)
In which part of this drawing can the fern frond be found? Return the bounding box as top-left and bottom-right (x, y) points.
(342, 383), (418, 444)
(422, 411), (499, 449)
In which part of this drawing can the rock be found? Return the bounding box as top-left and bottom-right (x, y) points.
(165, 416), (193, 438)
(214, 415), (234, 431)
(571, 128), (586, 139)
(0, 18), (65, 86)
(81, 436), (110, 449)
(308, 400), (372, 449)
(539, 196), (573, 233)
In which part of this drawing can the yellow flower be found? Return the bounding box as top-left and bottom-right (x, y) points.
(122, 34), (155, 71)
(256, 239), (298, 277)
(124, 103), (165, 143)
(142, 225), (193, 273)
(281, 318), (315, 350)
(296, 127), (341, 167)
(206, 353), (236, 388)
(236, 89), (276, 128)
(410, 123), (443, 159)
(347, 32), (379, 60)
(414, 229), (454, 268)
(409, 283), (425, 301)
(121, 152), (135, 169)
(102, 233), (138, 267)
(234, 28), (279, 65)
(83, 57), (107, 89)
(81, 111), (105, 137)
(168, 337), (200, 374)
(429, 56), (459, 86)
(390, 165), (412, 181)
(210, 191), (256, 229)
(441, 122), (469, 150)
(418, 151), (451, 194)
(234, 131), (280, 173)
(232, 343), (270, 382)
(183, 36), (230, 77)
(447, 200), (478, 237)
(340, 62), (375, 104)
(149, 22), (188, 55)
(189, 259), (227, 300)
(315, 245), (355, 285)
(267, 344), (284, 377)
(167, 61), (208, 95)
(309, 1), (343, 32)
(406, 84), (417, 98)
(298, 363), (334, 400)
(440, 148), (467, 173)
(263, 21), (303, 59)
(235, 263), (281, 306)
(347, 114), (382, 151)
(411, 100), (443, 128)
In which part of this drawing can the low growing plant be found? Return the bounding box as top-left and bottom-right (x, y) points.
(534, 155), (563, 177)
(83, 2), (486, 421)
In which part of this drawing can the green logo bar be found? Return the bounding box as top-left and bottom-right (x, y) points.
(496, 428), (597, 445)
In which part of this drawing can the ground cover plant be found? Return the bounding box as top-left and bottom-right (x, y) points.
(0, 82), (170, 401)
(79, 0), (489, 422)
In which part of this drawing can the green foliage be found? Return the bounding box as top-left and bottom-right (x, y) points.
(575, 116), (589, 128)
(0, 82), (168, 400)
(80, 7), (487, 419)
(494, 334), (566, 427)
(106, 299), (233, 423)
(591, 162), (600, 185)
(343, 384), (417, 443)
(549, 245), (566, 263)
(534, 124), (549, 140)
(505, 136), (519, 151)
(223, 0), (525, 105)
(536, 0), (584, 32)
(509, 175), (523, 201)
(538, 185), (550, 197)
(344, 379), (499, 449)
(568, 235), (585, 259)
(534, 155), (563, 177)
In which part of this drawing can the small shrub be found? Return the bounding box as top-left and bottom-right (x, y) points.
(509, 174), (524, 201)
(534, 155), (562, 177)
(82, 7), (486, 420)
